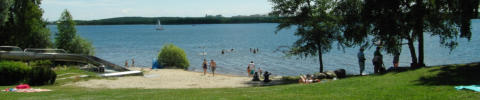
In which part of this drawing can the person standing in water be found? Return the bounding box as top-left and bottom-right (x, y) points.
(131, 58), (135, 67)
(357, 48), (366, 75)
(125, 60), (129, 67)
(202, 59), (208, 75)
(248, 61), (255, 77)
(210, 59), (217, 76)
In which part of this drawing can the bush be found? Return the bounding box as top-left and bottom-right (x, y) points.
(0, 60), (56, 86)
(0, 61), (31, 85)
(29, 60), (53, 67)
(28, 66), (56, 86)
(69, 36), (95, 55)
(157, 44), (189, 69)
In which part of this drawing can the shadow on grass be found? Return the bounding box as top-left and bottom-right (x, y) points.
(416, 62), (480, 86)
(242, 79), (296, 87)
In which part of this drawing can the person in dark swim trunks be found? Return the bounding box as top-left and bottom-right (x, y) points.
(202, 59), (208, 75)
(210, 59), (216, 76)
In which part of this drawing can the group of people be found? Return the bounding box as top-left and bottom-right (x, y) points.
(246, 61), (271, 82)
(125, 58), (135, 67)
(202, 59), (217, 76)
(246, 61), (262, 77)
(221, 48), (235, 54)
(250, 48), (259, 54)
(298, 74), (320, 84)
(357, 46), (400, 75)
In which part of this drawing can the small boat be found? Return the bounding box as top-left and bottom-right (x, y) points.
(156, 19), (164, 30)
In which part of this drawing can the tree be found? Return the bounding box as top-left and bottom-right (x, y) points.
(0, 0), (51, 48)
(270, 0), (342, 72)
(0, 0), (12, 26)
(334, 0), (369, 48)
(359, 0), (479, 68)
(157, 44), (189, 69)
(55, 10), (94, 55)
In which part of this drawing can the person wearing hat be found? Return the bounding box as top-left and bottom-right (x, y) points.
(357, 47), (366, 75)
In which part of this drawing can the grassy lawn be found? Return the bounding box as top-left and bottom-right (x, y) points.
(1, 63), (479, 100)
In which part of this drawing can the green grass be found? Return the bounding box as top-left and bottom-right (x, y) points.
(1, 63), (479, 100)
(52, 66), (101, 85)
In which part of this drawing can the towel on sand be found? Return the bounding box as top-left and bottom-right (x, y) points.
(455, 85), (480, 92)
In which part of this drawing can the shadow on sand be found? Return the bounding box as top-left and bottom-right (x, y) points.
(416, 62), (480, 86)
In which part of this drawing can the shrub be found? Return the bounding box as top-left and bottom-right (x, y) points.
(157, 44), (190, 69)
(0, 61), (31, 85)
(29, 60), (53, 67)
(69, 36), (95, 55)
(0, 60), (56, 86)
(28, 66), (56, 86)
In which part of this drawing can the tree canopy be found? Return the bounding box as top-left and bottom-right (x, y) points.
(270, 0), (343, 72)
(0, 0), (12, 26)
(0, 0), (51, 48)
(55, 10), (94, 55)
(270, 0), (479, 72)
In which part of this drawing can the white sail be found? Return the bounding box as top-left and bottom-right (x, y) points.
(156, 19), (164, 30)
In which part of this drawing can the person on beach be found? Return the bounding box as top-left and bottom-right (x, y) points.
(125, 60), (129, 67)
(210, 59), (216, 76)
(258, 67), (263, 76)
(248, 61), (255, 77)
(393, 52), (400, 69)
(357, 48), (366, 75)
(252, 72), (260, 81)
(202, 59), (208, 75)
(263, 71), (271, 82)
(247, 65), (251, 77)
(299, 74), (313, 84)
(131, 58), (135, 67)
(372, 47), (383, 74)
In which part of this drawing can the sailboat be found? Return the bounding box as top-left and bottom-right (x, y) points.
(156, 19), (164, 30)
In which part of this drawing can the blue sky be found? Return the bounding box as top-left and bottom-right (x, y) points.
(41, 0), (273, 21)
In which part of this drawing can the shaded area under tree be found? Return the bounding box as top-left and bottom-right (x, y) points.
(416, 62), (480, 86)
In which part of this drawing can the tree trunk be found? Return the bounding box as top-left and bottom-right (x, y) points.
(418, 30), (425, 67)
(407, 37), (418, 67)
(414, 0), (426, 68)
(319, 48), (324, 72)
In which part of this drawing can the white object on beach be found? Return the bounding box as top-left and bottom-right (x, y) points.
(100, 70), (143, 77)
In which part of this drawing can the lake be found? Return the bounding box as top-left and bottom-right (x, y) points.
(47, 20), (480, 76)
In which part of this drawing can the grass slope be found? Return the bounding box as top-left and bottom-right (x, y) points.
(1, 63), (479, 100)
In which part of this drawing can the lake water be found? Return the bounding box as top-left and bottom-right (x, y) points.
(47, 20), (480, 76)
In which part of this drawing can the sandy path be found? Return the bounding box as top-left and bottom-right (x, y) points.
(67, 68), (255, 89)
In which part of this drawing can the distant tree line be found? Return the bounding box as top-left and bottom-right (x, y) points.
(57, 16), (280, 25)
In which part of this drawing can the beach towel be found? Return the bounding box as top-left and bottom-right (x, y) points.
(3, 88), (52, 93)
(455, 85), (480, 92)
(16, 84), (31, 89)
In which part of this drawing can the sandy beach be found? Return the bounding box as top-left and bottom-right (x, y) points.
(66, 68), (277, 89)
